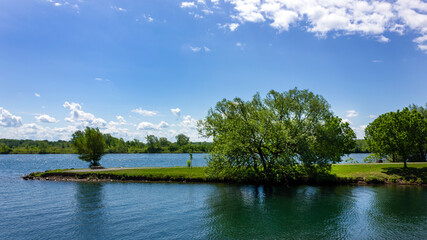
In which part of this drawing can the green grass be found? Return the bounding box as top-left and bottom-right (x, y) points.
(29, 163), (427, 184)
(332, 163), (427, 183)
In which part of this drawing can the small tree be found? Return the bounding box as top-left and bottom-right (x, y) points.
(365, 108), (427, 167)
(187, 153), (193, 168)
(71, 127), (106, 168)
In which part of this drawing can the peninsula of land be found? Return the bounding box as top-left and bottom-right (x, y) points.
(23, 162), (427, 185)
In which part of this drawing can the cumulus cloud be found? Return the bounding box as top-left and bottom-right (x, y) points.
(377, 35), (390, 43)
(171, 108), (181, 117)
(137, 121), (170, 130)
(346, 110), (359, 117)
(132, 107), (157, 116)
(35, 93), (40, 97)
(179, 115), (198, 129)
(181, 2), (196, 8)
(219, 23), (240, 31)
(35, 114), (58, 123)
(0, 107), (22, 128)
(185, 0), (427, 53)
(352, 124), (368, 139)
(0, 123), (78, 141)
(108, 115), (127, 126)
(63, 101), (107, 128)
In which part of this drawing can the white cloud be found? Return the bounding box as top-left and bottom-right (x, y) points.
(179, 115), (198, 129)
(346, 110), (359, 117)
(35, 114), (58, 123)
(95, 77), (103, 81)
(181, 2), (196, 8)
(372, 59), (382, 63)
(219, 23), (240, 31)
(230, 0), (265, 22)
(144, 14), (154, 22)
(377, 35), (390, 42)
(369, 115), (377, 119)
(352, 124), (368, 139)
(195, 0), (427, 53)
(204, 46), (211, 52)
(35, 93), (40, 97)
(171, 108), (181, 116)
(137, 121), (169, 130)
(342, 118), (352, 124)
(0, 123), (78, 141)
(190, 46), (202, 52)
(111, 6), (127, 12)
(108, 115), (127, 126)
(0, 107), (22, 128)
(63, 101), (107, 128)
(131, 107), (157, 116)
(54, 2), (61, 7)
(202, 9), (214, 14)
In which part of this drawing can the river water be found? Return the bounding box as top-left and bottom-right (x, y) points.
(0, 154), (425, 239)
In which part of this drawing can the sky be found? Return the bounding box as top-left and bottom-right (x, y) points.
(0, 0), (426, 142)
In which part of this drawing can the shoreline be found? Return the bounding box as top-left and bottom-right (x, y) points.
(22, 163), (427, 186)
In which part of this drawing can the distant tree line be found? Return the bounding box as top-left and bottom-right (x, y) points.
(0, 133), (212, 154)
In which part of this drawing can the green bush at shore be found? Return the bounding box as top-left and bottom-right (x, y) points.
(29, 163), (427, 185)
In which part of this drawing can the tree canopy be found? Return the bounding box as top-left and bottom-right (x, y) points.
(199, 88), (356, 182)
(71, 127), (106, 167)
(365, 108), (427, 167)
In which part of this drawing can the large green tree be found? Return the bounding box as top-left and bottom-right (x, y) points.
(176, 134), (190, 146)
(365, 108), (427, 167)
(71, 127), (106, 168)
(199, 88), (356, 182)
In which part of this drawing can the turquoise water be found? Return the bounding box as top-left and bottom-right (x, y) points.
(0, 154), (426, 239)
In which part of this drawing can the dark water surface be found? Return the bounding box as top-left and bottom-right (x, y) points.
(1, 154), (426, 240)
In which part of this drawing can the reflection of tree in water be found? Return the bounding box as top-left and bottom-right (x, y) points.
(73, 182), (108, 239)
(204, 185), (351, 239)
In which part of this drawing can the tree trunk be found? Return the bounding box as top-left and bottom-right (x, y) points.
(404, 160), (407, 168)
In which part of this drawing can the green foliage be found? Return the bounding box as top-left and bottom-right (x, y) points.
(344, 157), (358, 163)
(352, 139), (370, 153)
(365, 108), (427, 167)
(199, 88), (356, 182)
(363, 153), (383, 163)
(0, 143), (11, 154)
(187, 153), (193, 168)
(0, 136), (212, 154)
(176, 134), (190, 146)
(0, 139), (74, 154)
(71, 127), (106, 167)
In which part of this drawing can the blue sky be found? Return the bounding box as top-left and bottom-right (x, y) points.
(0, 0), (426, 141)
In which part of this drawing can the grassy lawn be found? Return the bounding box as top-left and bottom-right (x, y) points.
(30, 163), (427, 184)
(332, 163), (427, 183)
